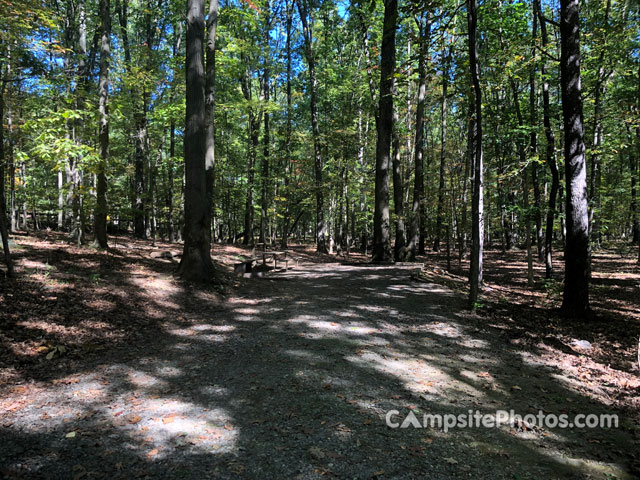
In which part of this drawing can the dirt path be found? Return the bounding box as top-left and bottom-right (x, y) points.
(1, 252), (638, 479)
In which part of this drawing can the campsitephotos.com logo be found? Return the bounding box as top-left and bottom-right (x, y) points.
(385, 409), (619, 432)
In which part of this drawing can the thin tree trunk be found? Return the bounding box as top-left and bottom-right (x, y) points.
(530, 9), (543, 261)
(631, 151), (639, 243)
(94, 0), (110, 249)
(407, 13), (430, 260)
(392, 97), (406, 261)
(560, 0), (590, 316)
(0, 67), (14, 276)
(260, 32), (270, 245)
(510, 79), (534, 286)
(587, 0), (611, 248)
(434, 43), (449, 252)
(468, 0), (483, 308)
(281, 0), (293, 249)
(240, 71), (259, 246)
(298, 0), (327, 253)
(205, 0), (218, 241)
(167, 124), (175, 242)
(536, 0), (559, 278)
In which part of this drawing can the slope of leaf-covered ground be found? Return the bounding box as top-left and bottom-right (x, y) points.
(1, 232), (639, 479)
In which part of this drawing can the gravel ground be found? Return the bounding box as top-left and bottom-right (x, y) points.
(1, 255), (638, 479)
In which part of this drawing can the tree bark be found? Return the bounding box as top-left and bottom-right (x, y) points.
(260, 7), (271, 245)
(434, 43), (449, 252)
(560, 0), (590, 316)
(468, 0), (483, 308)
(240, 71), (260, 246)
(510, 79), (534, 287)
(93, 0), (110, 249)
(281, 0), (293, 249)
(407, 15), (429, 260)
(530, 8), (543, 261)
(179, 0), (216, 282)
(536, 0), (559, 278)
(205, 0), (218, 241)
(587, 0), (611, 248)
(0, 65), (14, 276)
(372, 0), (397, 263)
(392, 94), (406, 261)
(298, 0), (327, 253)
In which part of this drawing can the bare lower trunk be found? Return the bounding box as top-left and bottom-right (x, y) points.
(93, 0), (110, 249)
(179, 0), (216, 282)
(298, 0), (327, 253)
(560, 0), (590, 316)
(372, 0), (397, 263)
(407, 14), (430, 260)
(468, 0), (483, 308)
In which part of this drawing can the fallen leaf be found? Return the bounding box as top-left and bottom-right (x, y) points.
(129, 415), (142, 424)
(147, 448), (159, 459)
(65, 431), (76, 438)
(444, 457), (458, 465)
(224, 422), (233, 431)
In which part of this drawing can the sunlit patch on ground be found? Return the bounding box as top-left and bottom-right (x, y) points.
(1, 234), (638, 478)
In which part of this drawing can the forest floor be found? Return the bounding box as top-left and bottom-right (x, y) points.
(1, 232), (639, 479)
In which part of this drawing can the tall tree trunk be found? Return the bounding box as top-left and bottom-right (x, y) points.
(205, 0), (218, 242)
(560, 0), (590, 316)
(392, 96), (406, 261)
(70, 0), (88, 245)
(510, 79), (534, 286)
(372, 0), (396, 263)
(631, 151), (639, 243)
(434, 43), (449, 252)
(459, 97), (471, 263)
(298, 0), (327, 253)
(407, 14), (430, 260)
(468, 0), (483, 308)
(94, 0), (110, 249)
(587, 0), (611, 248)
(240, 71), (259, 246)
(0, 66), (14, 276)
(167, 124), (175, 242)
(281, 0), (293, 249)
(530, 8), (543, 261)
(179, 0), (216, 281)
(259, 4), (271, 245)
(536, 0), (559, 278)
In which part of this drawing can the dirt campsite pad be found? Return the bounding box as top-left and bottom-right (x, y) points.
(1, 233), (639, 479)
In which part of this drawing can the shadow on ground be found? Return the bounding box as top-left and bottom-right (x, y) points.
(0, 236), (638, 479)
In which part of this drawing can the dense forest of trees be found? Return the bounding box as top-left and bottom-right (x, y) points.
(1, 0), (640, 314)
